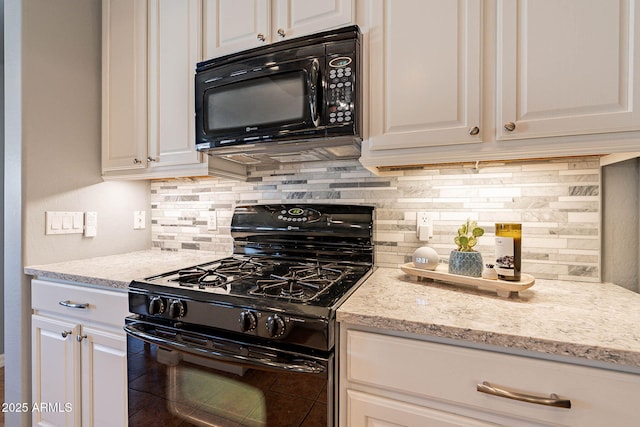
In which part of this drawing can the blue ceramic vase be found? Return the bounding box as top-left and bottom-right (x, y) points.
(448, 250), (483, 277)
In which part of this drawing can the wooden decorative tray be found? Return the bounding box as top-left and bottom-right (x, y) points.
(400, 263), (535, 298)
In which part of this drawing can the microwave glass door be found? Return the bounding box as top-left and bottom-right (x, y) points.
(205, 70), (309, 134)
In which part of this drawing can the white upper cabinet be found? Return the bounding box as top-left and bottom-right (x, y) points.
(360, 0), (640, 171)
(102, 0), (148, 172)
(497, 0), (640, 140)
(148, 0), (203, 167)
(203, 0), (354, 59)
(367, 0), (482, 151)
(203, 0), (272, 58)
(102, 0), (206, 179)
(272, 0), (354, 40)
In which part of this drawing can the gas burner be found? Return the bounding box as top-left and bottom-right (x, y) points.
(170, 267), (228, 289)
(251, 262), (349, 302)
(170, 256), (265, 290)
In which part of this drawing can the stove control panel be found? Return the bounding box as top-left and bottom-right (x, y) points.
(129, 291), (329, 349)
(146, 296), (186, 319)
(276, 207), (321, 223)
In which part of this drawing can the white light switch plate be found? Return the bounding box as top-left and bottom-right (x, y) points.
(84, 211), (97, 237)
(46, 211), (85, 235)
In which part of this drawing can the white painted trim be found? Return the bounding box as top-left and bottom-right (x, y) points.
(600, 152), (640, 167)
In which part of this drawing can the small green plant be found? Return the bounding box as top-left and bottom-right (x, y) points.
(454, 219), (484, 252)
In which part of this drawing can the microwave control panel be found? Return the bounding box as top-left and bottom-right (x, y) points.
(327, 55), (355, 125)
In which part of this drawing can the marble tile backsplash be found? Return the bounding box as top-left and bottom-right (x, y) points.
(151, 156), (601, 282)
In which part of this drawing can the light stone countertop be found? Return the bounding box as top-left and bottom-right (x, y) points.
(25, 253), (640, 371)
(24, 249), (222, 291)
(338, 267), (640, 371)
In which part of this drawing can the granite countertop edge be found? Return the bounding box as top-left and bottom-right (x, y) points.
(24, 249), (223, 291)
(25, 253), (640, 371)
(337, 267), (640, 372)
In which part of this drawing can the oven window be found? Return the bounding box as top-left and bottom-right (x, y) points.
(205, 71), (307, 133)
(128, 338), (329, 427)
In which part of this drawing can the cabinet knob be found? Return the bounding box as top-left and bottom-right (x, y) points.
(469, 126), (480, 136)
(77, 334), (87, 342)
(277, 28), (286, 38)
(133, 158), (142, 165)
(61, 330), (72, 339)
(504, 122), (516, 132)
(257, 33), (266, 42)
(147, 156), (157, 163)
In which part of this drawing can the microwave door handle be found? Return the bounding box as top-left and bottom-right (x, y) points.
(309, 59), (321, 127)
(124, 322), (326, 375)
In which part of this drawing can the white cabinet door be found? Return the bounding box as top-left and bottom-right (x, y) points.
(81, 326), (128, 427)
(273, 0), (354, 40)
(32, 315), (81, 427)
(101, 0), (148, 172)
(148, 0), (203, 168)
(367, 0), (482, 151)
(497, 0), (640, 140)
(347, 390), (499, 427)
(203, 0), (271, 59)
(203, 0), (354, 59)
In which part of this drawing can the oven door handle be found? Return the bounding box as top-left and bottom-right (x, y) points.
(124, 323), (327, 375)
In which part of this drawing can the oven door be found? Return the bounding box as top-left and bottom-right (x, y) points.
(125, 317), (333, 427)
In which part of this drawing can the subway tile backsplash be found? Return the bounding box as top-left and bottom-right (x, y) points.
(151, 156), (601, 282)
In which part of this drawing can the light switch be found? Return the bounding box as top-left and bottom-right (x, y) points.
(46, 211), (84, 235)
(72, 212), (84, 230)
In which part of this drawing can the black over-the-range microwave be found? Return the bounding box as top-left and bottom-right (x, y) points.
(194, 25), (361, 170)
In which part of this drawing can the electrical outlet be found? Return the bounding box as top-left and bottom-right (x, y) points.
(206, 211), (217, 231)
(134, 211), (146, 230)
(416, 212), (433, 241)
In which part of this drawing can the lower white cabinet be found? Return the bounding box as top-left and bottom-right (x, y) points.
(339, 327), (640, 427)
(31, 279), (129, 427)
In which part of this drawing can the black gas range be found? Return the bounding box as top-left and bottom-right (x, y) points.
(127, 204), (374, 354)
(125, 204), (373, 426)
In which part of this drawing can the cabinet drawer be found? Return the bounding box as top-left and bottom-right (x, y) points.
(346, 330), (640, 426)
(32, 279), (129, 327)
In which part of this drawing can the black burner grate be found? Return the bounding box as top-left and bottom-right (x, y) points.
(251, 262), (349, 302)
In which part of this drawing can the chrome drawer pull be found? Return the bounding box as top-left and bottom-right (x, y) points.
(59, 300), (90, 309)
(477, 381), (571, 409)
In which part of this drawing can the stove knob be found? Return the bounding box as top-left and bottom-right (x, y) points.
(148, 296), (165, 315)
(168, 300), (185, 319)
(265, 314), (286, 338)
(239, 311), (257, 332)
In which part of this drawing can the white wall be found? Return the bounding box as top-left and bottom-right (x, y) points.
(5, 1), (152, 424)
(23, 0), (150, 266)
